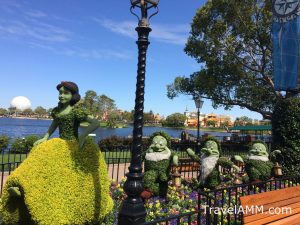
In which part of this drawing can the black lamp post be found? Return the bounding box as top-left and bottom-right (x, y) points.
(118, 1), (160, 225)
(193, 96), (204, 154)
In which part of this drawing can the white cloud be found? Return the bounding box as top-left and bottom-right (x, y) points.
(0, 19), (71, 43)
(94, 18), (189, 45)
(25, 9), (48, 18)
(29, 42), (133, 60)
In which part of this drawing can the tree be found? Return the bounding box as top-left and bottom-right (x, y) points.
(162, 113), (186, 128)
(98, 95), (116, 120)
(239, 116), (253, 126)
(34, 106), (47, 117)
(0, 108), (8, 116)
(167, 0), (281, 119)
(144, 110), (155, 124)
(106, 110), (121, 128)
(83, 90), (99, 117)
(122, 110), (134, 122)
(23, 108), (33, 116)
(206, 120), (216, 127)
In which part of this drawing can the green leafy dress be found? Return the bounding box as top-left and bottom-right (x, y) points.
(0, 107), (113, 225)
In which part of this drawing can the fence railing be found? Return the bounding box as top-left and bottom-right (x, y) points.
(0, 146), (299, 225)
(0, 142), (253, 194)
(139, 176), (300, 225)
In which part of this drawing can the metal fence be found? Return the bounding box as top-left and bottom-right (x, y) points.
(140, 176), (300, 225)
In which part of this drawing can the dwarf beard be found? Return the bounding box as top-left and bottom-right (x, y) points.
(200, 155), (219, 184)
(248, 155), (269, 162)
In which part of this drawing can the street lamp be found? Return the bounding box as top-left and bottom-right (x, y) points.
(118, 1), (160, 225)
(193, 96), (204, 154)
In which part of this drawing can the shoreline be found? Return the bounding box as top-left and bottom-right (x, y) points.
(0, 116), (52, 121)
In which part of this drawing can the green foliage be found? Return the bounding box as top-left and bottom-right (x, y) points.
(11, 135), (40, 153)
(1, 138), (113, 224)
(0, 135), (9, 151)
(162, 113), (186, 127)
(244, 159), (273, 181)
(0, 108), (8, 116)
(98, 136), (150, 151)
(167, 0), (279, 119)
(149, 131), (171, 148)
(272, 97), (300, 176)
(144, 159), (171, 196)
(272, 97), (300, 147)
(34, 106), (47, 116)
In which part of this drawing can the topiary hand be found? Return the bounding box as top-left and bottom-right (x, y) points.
(232, 165), (240, 173)
(33, 137), (47, 146)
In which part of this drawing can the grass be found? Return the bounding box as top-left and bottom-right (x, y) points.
(0, 153), (28, 171)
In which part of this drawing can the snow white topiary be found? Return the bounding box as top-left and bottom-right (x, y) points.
(1, 81), (113, 225)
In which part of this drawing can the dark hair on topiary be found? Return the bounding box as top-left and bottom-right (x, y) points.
(56, 81), (81, 106)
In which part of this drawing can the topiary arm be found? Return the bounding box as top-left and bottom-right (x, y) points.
(186, 148), (200, 161)
(172, 154), (178, 166)
(34, 120), (58, 146)
(79, 115), (99, 149)
(217, 157), (240, 172)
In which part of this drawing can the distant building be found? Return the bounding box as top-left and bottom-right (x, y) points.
(184, 108), (233, 128)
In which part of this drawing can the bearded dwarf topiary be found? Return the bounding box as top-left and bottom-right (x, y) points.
(186, 138), (240, 189)
(141, 135), (178, 198)
(244, 142), (280, 182)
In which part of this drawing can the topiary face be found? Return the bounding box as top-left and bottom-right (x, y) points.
(201, 140), (219, 156)
(58, 86), (73, 105)
(249, 143), (268, 157)
(149, 135), (168, 152)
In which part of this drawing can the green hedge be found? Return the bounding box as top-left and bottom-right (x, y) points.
(272, 97), (300, 176)
(0, 135), (9, 151)
(11, 135), (40, 153)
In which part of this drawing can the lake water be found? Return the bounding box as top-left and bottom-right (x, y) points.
(0, 118), (230, 141)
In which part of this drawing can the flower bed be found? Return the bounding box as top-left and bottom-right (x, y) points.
(104, 176), (300, 225)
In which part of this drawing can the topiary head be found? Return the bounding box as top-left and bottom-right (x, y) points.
(149, 131), (171, 148)
(249, 142), (269, 157)
(56, 81), (81, 106)
(149, 135), (168, 152)
(201, 140), (219, 157)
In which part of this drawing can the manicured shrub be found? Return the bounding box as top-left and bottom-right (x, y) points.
(272, 97), (300, 176)
(1, 138), (113, 224)
(272, 97), (300, 147)
(11, 135), (40, 153)
(11, 138), (27, 153)
(98, 136), (150, 151)
(0, 135), (9, 151)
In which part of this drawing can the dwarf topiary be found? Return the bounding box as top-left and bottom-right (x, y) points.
(186, 138), (240, 189)
(244, 141), (279, 182)
(1, 81), (113, 225)
(141, 135), (178, 198)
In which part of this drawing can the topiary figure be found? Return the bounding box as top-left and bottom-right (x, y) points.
(1, 81), (113, 225)
(141, 135), (178, 198)
(186, 137), (240, 189)
(243, 141), (279, 182)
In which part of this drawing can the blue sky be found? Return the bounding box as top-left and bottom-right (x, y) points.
(0, 0), (263, 120)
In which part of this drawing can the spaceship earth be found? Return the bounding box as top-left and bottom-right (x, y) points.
(10, 96), (31, 111)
